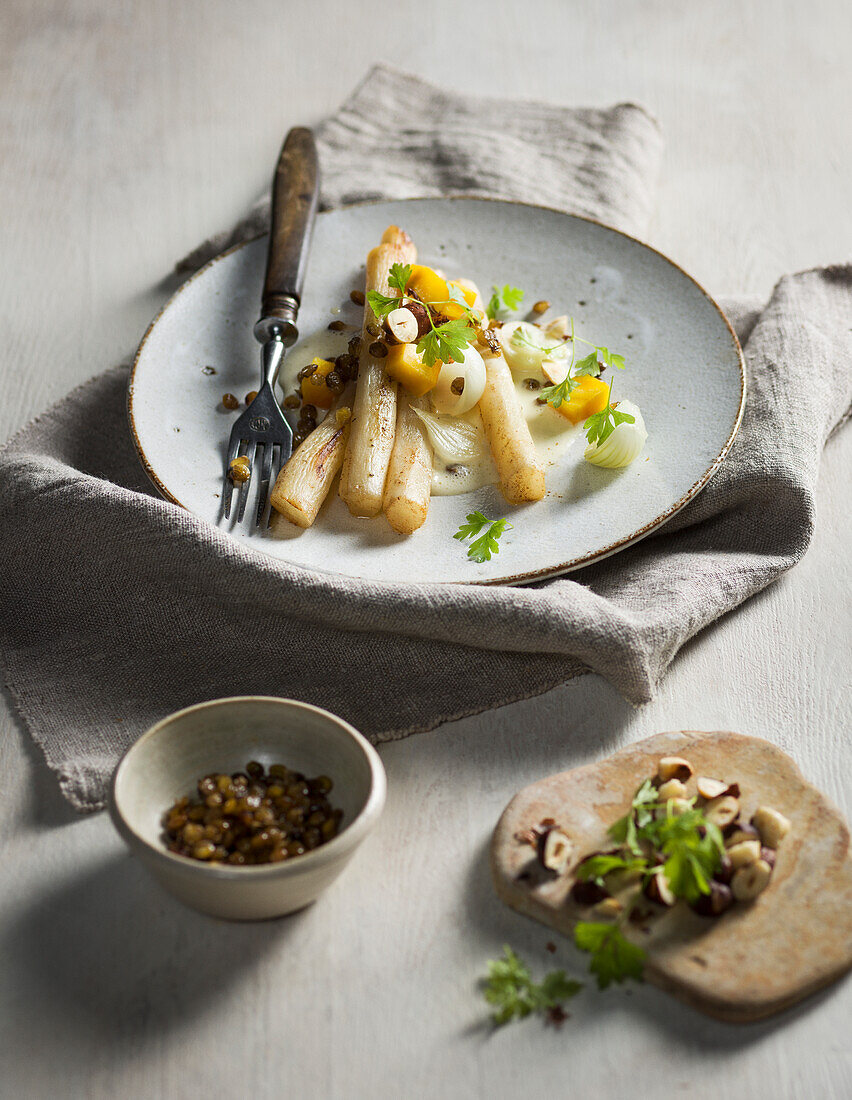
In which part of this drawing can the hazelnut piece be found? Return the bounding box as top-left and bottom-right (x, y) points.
(657, 778), (688, 802)
(692, 881), (734, 917)
(536, 827), (573, 874)
(658, 756), (694, 783)
(751, 806), (791, 848)
(704, 794), (740, 829)
(726, 839), (762, 869)
(724, 821), (760, 847)
(544, 315), (570, 340)
(696, 776), (729, 800)
(384, 307), (421, 344)
(714, 853), (734, 884)
(570, 878), (609, 906)
(644, 872), (676, 907)
(669, 798), (692, 816)
(592, 897), (623, 920)
(731, 859), (772, 901)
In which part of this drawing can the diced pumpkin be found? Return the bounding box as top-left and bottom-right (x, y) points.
(405, 265), (450, 308)
(554, 375), (610, 424)
(300, 357), (336, 409)
(385, 343), (441, 396)
(440, 280), (478, 320)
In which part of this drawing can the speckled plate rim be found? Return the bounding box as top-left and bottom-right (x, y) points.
(109, 696), (387, 879)
(127, 196), (746, 586)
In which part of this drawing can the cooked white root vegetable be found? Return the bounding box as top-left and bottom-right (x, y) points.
(458, 280), (545, 505)
(271, 384), (356, 528)
(382, 390), (433, 535)
(339, 225), (416, 517)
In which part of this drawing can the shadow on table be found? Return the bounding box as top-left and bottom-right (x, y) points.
(459, 834), (848, 1047)
(3, 852), (296, 1050)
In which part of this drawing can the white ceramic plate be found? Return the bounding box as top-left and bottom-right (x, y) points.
(128, 198), (744, 585)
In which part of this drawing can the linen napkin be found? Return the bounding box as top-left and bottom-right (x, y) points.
(1, 67), (849, 813)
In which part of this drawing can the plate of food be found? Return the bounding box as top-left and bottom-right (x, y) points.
(128, 197), (745, 585)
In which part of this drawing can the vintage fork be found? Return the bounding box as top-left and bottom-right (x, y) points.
(222, 127), (319, 525)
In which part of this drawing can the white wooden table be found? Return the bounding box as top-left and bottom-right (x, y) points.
(2, 2), (850, 1097)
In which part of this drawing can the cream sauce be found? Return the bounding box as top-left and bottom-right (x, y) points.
(429, 367), (580, 496)
(284, 325), (581, 499)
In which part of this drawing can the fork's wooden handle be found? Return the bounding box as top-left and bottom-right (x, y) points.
(260, 127), (319, 324)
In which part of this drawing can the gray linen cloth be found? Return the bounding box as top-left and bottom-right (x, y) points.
(1, 66), (849, 812)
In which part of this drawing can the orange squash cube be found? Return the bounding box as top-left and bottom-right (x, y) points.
(554, 375), (610, 424)
(384, 343), (441, 396)
(405, 265), (450, 308)
(300, 357), (336, 409)
(440, 280), (478, 320)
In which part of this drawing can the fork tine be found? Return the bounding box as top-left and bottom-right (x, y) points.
(254, 441), (276, 529)
(222, 433), (244, 520)
(235, 440), (257, 522)
(266, 444), (285, 529)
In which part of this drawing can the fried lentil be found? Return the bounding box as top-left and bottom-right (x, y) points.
(163, 762), (343, 864)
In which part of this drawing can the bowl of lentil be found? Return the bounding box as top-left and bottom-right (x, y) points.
(109, 696), (386, 920)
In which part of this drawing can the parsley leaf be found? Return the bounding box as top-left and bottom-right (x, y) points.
(486, 284), (525, 319)
(572, 350), (602, 377)
(573, 923), (645, 990)
(583, 383), (636, 448)
(641, 807), (725, 903)
(387, 262), (412, 295)
(538, 375), (577, 410)
(417, 316), (476, 367)
(446, 283), (470, 308)
(453, 512), (513, 562)
(511, 327), (567, 358)
(596, 346), (626, 371)
(367, 289), (400, 322)
(607, 778), (658, 854)
(576, 853), (648, 885)
(482, 946), (582, 1026)
(453, 510), (490, 540)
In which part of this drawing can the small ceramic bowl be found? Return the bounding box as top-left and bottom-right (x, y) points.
(109, 696), (386, 920)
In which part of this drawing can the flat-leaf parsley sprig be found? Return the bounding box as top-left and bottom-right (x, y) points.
(482, 946), (582, 1025)
(583, 381), (635, 448)
(573, 923), (646, 989)
(453, 511), (513, 563)
(486, 284), (525, 319)
(367, 263), (482, 367)
(534, 319), (628, 412)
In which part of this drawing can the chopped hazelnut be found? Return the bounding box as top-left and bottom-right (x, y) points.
(385, 307), (421, 344)
(704, 794), (740, 829)
(536, 826), (573, 874)
(692, 881), (734, 917)
(658, 757), (695, 783)
(657, 778), (688, 801)
(696, 776), (729, 800)
(731, 859), (772, 901)
(751, 806), (791, 848)
(726, 839), (762, 869)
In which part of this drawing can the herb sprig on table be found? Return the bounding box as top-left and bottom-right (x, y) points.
(480, 778), (735, 1023)
(482, 946), (582, 1025)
